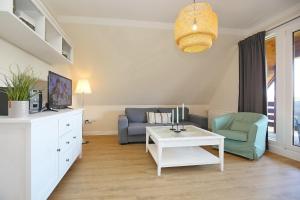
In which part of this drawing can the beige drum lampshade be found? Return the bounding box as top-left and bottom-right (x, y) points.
(75, 79), (92, 94)
(174, 2), (218, 53)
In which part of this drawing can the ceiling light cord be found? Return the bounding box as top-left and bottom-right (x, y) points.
(192, 0), (198, 31)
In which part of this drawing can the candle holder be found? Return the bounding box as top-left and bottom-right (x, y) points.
(170, 123), (176, 131)
(181, 123), (186, 131)
(174, 123), (181, 133)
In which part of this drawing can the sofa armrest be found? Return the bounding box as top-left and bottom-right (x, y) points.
(189, 114), (208, 130)
(248, 116), (268, 148)
(212, 113), (233, 132)
(118, 115), (129, 144)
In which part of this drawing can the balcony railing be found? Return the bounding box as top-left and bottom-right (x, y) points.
(268, 101), (276, 133)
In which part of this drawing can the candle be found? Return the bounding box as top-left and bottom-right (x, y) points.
(182, 103), (185, 121)
(172, 109), (174, 124)
(176, 106), (179, 124)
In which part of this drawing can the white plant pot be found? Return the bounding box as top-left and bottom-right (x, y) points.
(8, 101), (29, 118)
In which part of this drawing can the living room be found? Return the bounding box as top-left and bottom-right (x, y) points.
(0, 0), (300, 199)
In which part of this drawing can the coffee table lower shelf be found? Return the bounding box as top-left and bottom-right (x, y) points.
(147, 144), (221, 169)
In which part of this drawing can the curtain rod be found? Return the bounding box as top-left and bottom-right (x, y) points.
(266, 15), (300, 32)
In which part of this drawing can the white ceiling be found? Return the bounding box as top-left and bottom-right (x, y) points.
(42, 0), (300, 29)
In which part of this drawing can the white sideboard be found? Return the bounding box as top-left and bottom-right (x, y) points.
(0, 109), (83, 200)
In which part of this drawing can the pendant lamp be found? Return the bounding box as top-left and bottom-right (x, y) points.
(174, 1), (218, 53)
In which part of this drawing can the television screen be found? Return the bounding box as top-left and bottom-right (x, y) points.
(0, 87), (8, 116)
(48, 71), (72, 109)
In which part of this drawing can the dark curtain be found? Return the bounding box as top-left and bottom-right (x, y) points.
(238, 31), (268, 148)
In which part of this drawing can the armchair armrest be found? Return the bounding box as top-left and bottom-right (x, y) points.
(118, 115), (129, 144)
(212, 113), (234, 132)
(189, 114), (208, 130)
(248, 116), (268, 147)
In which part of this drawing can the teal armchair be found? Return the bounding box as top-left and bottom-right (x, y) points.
(212, 112), (268, 160)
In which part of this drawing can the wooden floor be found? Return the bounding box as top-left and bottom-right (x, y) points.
(49, 135), (300, 200)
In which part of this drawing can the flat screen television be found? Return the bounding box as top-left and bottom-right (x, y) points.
(0, 87), (8, 115)
(48, 71), (72, 109)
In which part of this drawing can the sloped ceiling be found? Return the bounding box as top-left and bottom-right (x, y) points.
(41, 0), (300, 105)
(63, 23), (239, 105)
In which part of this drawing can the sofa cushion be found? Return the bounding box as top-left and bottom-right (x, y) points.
(125, 108), (158, 123)
(158, 107), (189, 121)
(128, 123), (157, 136)
(216, 129), (248, 142)
(230, 120), (252, 132)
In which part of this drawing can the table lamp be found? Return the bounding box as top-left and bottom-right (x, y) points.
(75, 79), (92, 144)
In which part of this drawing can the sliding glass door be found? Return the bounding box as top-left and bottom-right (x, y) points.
(293, 30), (300, 147)
(265, 18), (300, 159)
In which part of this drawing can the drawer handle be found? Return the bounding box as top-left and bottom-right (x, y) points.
(57, 148), (61, 152)
(66, 159), (70, 162)
(66, 123), (70, 127)
(73, 136), (77, 139)
(66, 141), (70, 144)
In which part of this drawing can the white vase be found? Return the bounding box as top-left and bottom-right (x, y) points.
(8, 101), (29, 118)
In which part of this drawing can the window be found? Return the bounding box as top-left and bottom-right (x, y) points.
(265, 37), (276, 135)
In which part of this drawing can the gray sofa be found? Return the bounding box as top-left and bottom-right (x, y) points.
(118, 107), (208, 144)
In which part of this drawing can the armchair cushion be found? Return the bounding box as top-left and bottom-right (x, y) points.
(230, 120), (252, 132)
(217, 129), (248, 142)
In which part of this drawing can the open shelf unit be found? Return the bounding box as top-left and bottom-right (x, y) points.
(45, 19), (62, 53)
(62, 38), (72, 60)
(0, 0), (73, 65)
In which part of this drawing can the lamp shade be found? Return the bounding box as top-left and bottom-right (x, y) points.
(75, 79), (92, 94)
(174, 2), (218, 53)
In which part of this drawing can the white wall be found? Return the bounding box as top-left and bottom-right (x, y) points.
(61, 21), (241, 134)
(208, 44), (240, 128)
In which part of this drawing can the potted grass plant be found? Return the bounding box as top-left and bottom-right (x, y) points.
(1, 67), (37, 118)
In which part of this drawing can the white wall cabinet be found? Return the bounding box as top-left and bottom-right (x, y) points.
(0, 0), (73, 65)
(0, 109), (83, 200)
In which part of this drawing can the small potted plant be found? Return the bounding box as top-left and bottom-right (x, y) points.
(1, 67), (37, 118)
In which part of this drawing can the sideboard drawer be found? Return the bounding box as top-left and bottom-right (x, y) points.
(59, 144), (79, 178)
(59, 132), (74, 153)
(59, 117), (74, 136)
(59, 147), (72, 178)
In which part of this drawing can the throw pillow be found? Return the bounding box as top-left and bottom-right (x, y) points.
(147, 112), (156, 124)
(158, 113), (172, 124)
(147, 112), (172, 124)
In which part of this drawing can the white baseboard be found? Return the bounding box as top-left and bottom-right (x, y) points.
(269, 143), (300, 162)
(84, 130), (117, 136)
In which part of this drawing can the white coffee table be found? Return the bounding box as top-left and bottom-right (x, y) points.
(146, 125), (225, 176)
